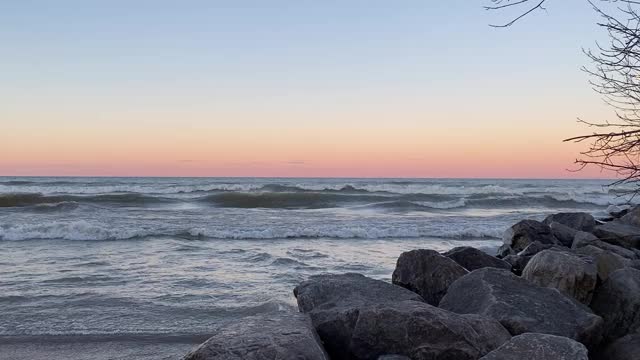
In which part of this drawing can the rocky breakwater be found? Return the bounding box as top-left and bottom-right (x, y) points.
(183, 207), (640, 359)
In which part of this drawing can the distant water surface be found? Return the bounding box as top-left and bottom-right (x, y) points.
(0, 177), (631, 359)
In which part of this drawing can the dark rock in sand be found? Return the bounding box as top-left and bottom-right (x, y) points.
(548, 221), (578, 247)
(502, 220), (559, 253)
(293, 273), (423, 359)
(439, 268), (603, 348)
(502, 254), (531, 276)
(597, 332), (640, 360)
(443, 246), (511, 271)
(522, 249), (597, 304)
(182, 312), (328, 360)
(593, 221), (640, 250)
(349, 300), (510, 360)
(543, 212), (596, 232)
(590, 267), (640, 341)
(575, 245), (629, 281)
(479, 333), (588, 360)
(391, 249), (468, 305)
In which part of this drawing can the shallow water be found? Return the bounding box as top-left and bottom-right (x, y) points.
(0, 177), (629, 359)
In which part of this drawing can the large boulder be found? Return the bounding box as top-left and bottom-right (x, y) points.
(543, 212), (596, 232)
(502, 242), (562, 276)
(182, 312), (328, 360)
(349, 300), (511, 360)
(502, 220), (559, 253)
(590, 268), (640, 341)
(522, 249), (598, 304)
(619, 205), (640, 226)
(593, 221), (640, 250)
(443, 246), (511, 271)
(479, 333), (588, 360)
(293, 273), (423, 359)
(439, 268), (603, 348)
(596, 332), (640, 360)
(547, 221), (578, 247)
(502, 254), (531, 276)
(518, 241), (555, 257)
(575, 245), (629, 281)
(572, 231), (600, 249)
(574, 231), (639, 259)
(391, 249), (468, 305)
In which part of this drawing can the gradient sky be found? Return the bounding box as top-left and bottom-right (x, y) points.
(0, 0), (620, 177)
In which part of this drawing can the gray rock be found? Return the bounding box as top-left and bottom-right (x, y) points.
(572, 231), (600, 249)
(479, 333), (588, 360)
(608, 205), (631, 220)
(548, 221), (578, 247)
(392, 249), (468, 305)
(182, 312), (328, 360)
(522, 249), (597, 304)
(439, 268), (603, 348)
(293, 273), (423, 359)
(349, 300), (510, 360)
(496, 244), (514, 258)
(619, 205), (640, 226)
(575, 245), (628, 281)
(590, 268), (640, 341)
(377, 356), (411, 360)
(502, 254), (531, 276)
(593, 221), (640, 250)
(518, 241), (569, 256)
(543, 212), (596, 232)
(443, 246), (511, 271)
(503, 242), (564, 275)
(502, 220), (559, 253)
(597, 332), (640, 360)
(574, 231), (639, 259)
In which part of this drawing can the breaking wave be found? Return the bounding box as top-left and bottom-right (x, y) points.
(0, 193), (178, 208)
(0, 220), (503, 241)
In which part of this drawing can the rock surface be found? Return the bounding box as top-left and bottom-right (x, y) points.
(439, 268), (603, 348)
(479, 333), (588, 360)
(593, 221), (640, 249)
(502, 254), (531, 276)
(349, 301), (511, 360)
(443, 246), (511, 271)
(391, 249), (468, 305)
(183, 313), (328, 360)
(596, 332), (640, 360)
(293, 273), (423, 359)
(548, 221), (578, 247)
(572, 231), (599, 249)
(619, 205), (640, 227)
(522, 249), (597, 304)
(543, 212), (596, 232)
(518, 241), (555, 257)
(502, 220), (559, 253)
(575, 245), (628, 281)
(590, 268), (640, 341)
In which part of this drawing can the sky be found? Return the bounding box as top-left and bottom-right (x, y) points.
(0, 0), (621, 178)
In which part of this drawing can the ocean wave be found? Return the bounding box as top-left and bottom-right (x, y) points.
(197, 191), (386, 209)
(0, 193), (177, 208)
(0, 221), (503, 241)
(0, 179), (621, 198)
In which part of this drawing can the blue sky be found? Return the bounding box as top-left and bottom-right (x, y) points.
(0, 1), (620, 177)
